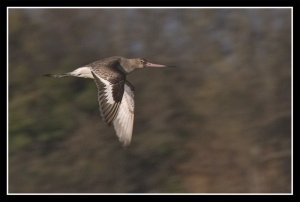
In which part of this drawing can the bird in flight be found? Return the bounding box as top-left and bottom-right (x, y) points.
(45, 56), (170, 146)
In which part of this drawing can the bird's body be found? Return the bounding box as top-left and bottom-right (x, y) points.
(45, 56), (169, 146)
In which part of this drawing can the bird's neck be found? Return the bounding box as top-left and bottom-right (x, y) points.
(119, 58), (135, 74)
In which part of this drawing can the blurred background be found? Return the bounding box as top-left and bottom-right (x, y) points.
(8, 8), (291, 193)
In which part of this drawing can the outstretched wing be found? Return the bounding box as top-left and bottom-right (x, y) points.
(113, 82), (135, 146)
(91, 71), (124, 125)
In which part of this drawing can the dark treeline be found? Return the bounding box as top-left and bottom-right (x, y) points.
(9, 9), (291, 193)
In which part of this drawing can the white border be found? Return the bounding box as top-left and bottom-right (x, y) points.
(7, 7), (293, 195)
(7, 7), (293, 9)
(290, 6), (293, 195)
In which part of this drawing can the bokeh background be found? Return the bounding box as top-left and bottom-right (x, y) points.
(8, 8), (291, 193)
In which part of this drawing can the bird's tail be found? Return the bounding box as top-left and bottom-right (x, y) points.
(43, 73), (71, 78)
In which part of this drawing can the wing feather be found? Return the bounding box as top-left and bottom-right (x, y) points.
(92, 70), (135, 146)
(113, 83), (135, 146)
(91, 71), (124, 125)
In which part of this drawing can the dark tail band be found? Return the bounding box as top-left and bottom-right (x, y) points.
(43, 73), (70, 78)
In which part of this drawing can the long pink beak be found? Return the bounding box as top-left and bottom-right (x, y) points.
(145, 62), (168, 68)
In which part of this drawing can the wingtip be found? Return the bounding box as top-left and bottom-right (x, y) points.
(122, 141), (131, 148)
(119, 137), (131, 147)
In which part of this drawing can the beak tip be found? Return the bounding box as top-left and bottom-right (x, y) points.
(146, 62), (169, 68)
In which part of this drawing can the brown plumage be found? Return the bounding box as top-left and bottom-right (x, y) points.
(45, 56), (170, 146)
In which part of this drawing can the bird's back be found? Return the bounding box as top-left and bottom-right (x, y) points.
(89, 56), (125, 81)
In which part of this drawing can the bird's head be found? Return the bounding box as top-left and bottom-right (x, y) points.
(120, 57), (172, 74)
(132, 58), (169, 69)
